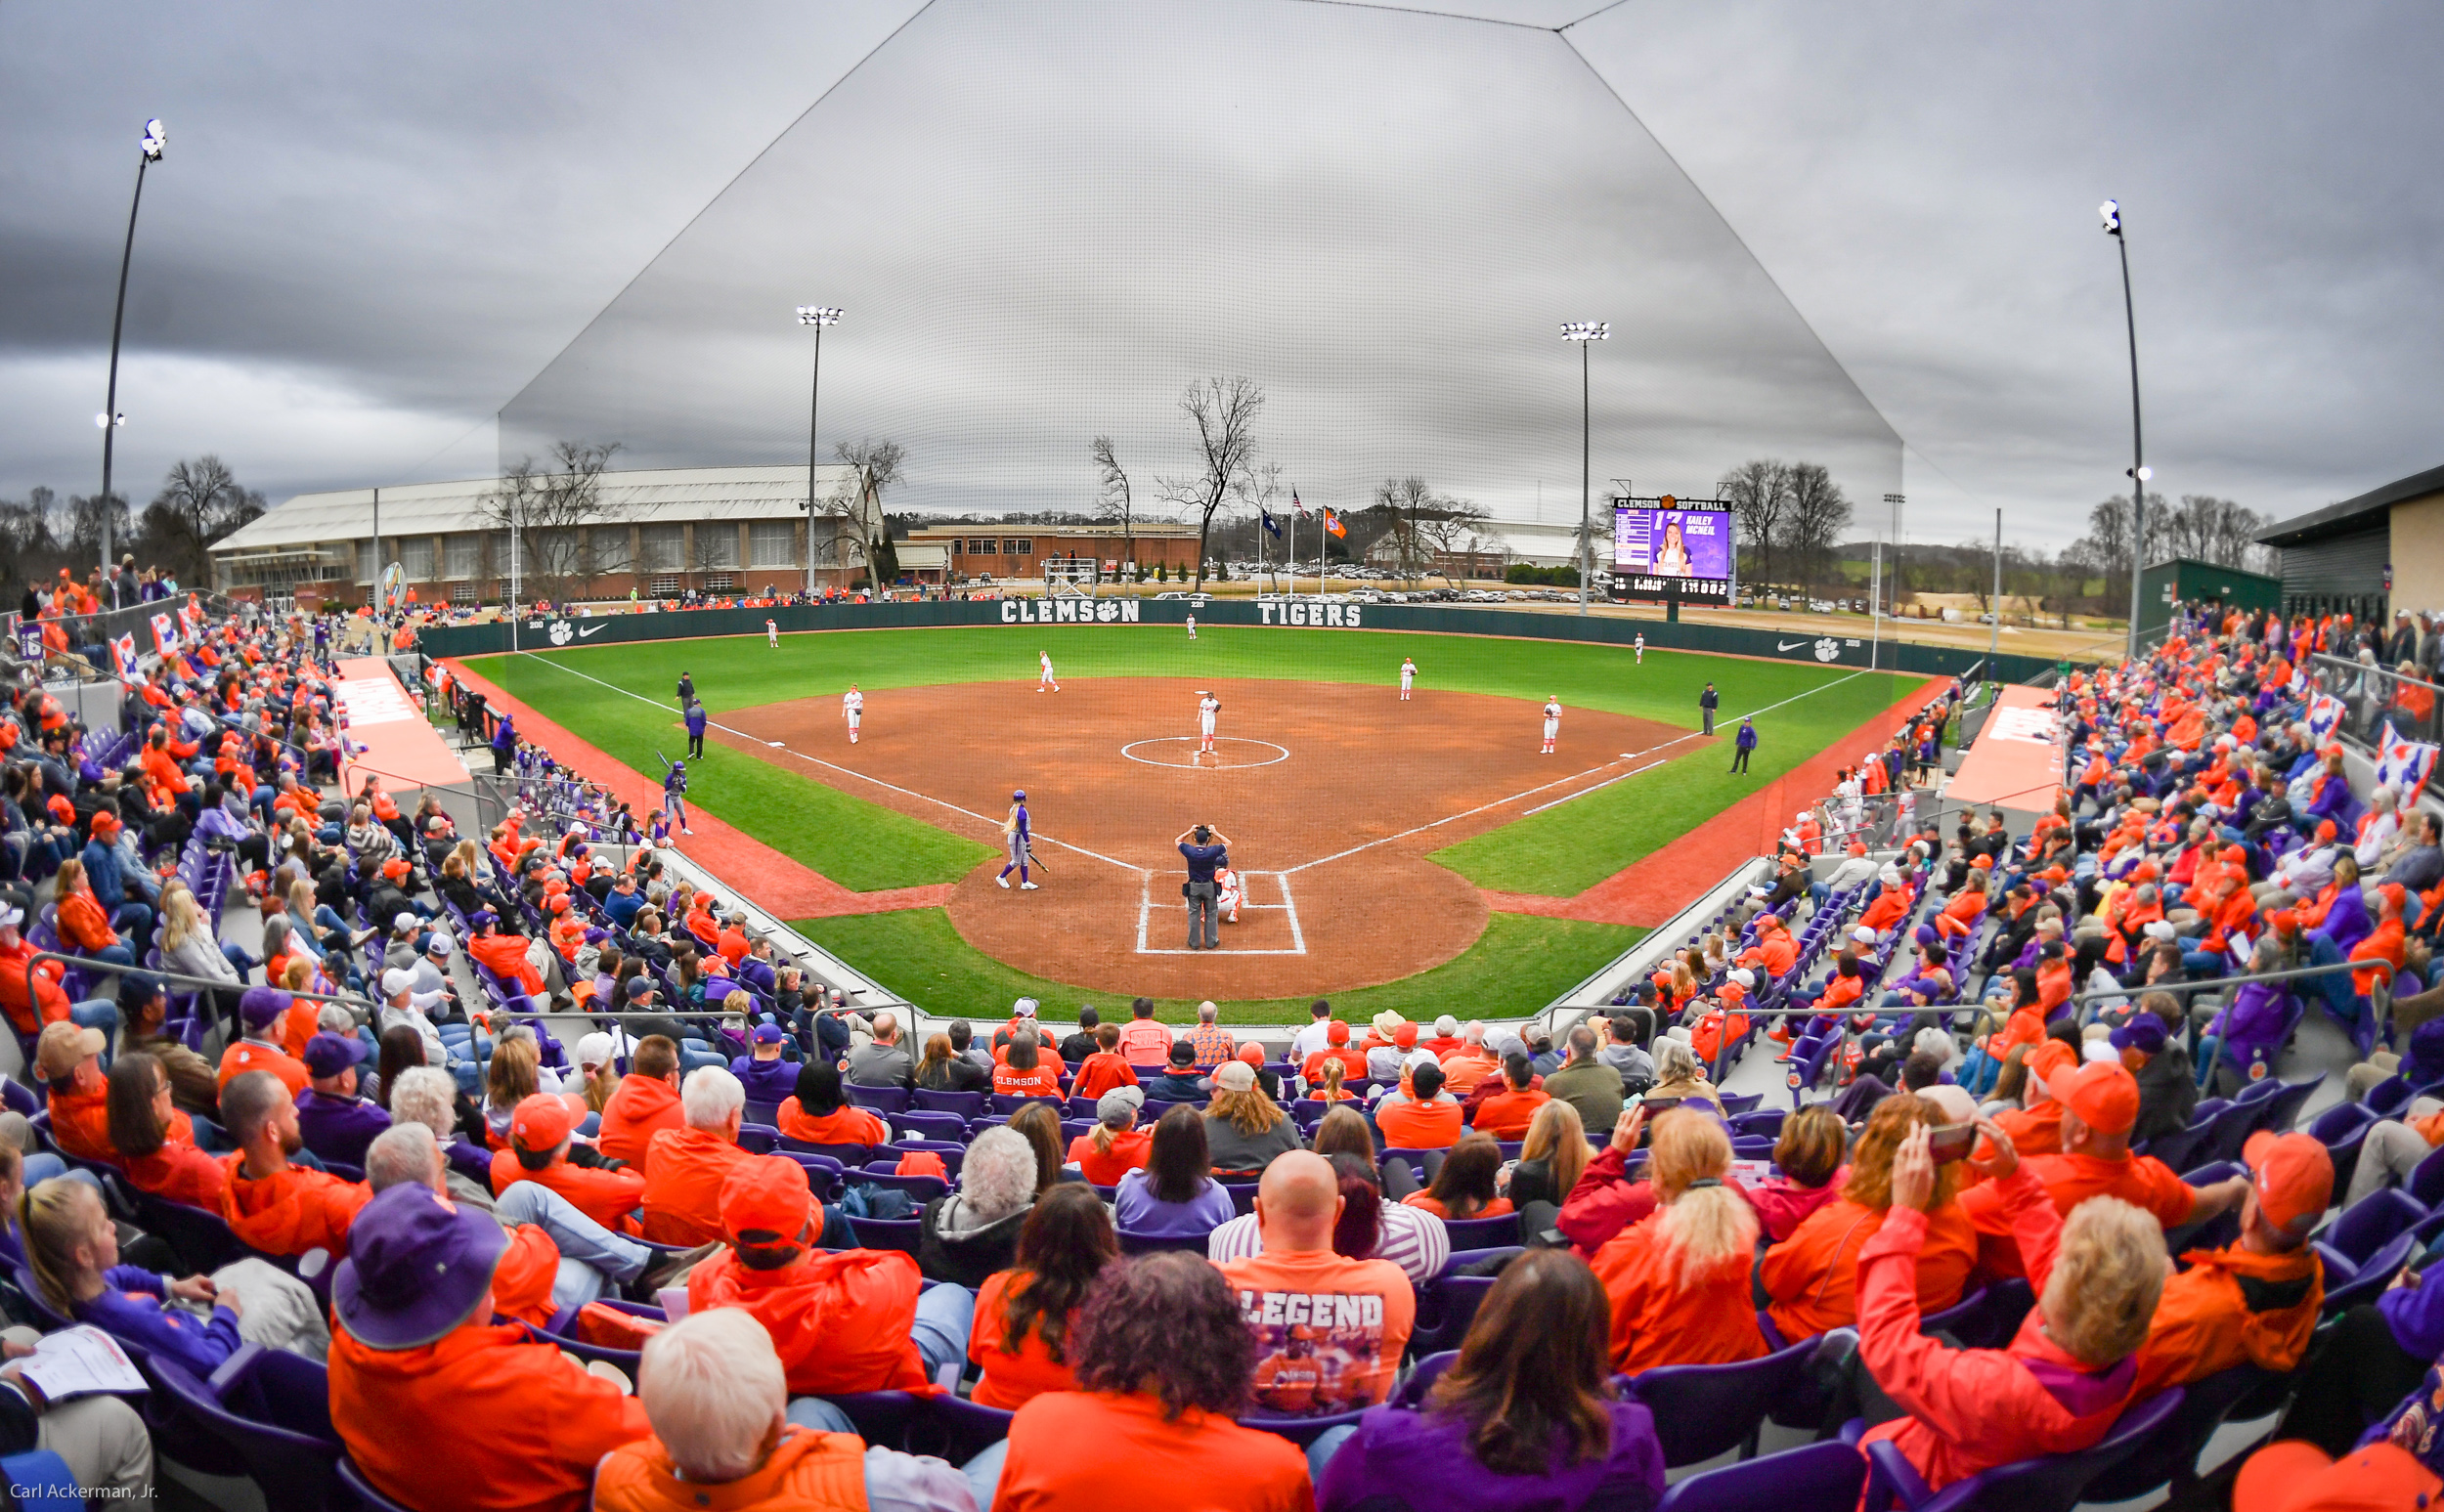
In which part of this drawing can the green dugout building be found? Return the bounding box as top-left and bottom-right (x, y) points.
(2138, 557), (2283, 641)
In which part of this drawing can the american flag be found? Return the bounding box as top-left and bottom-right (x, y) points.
(1293, 490), (1310, 520)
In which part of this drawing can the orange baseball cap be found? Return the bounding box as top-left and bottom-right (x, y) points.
(2054, 1060), (2140, 1138)
(2234, 1441), (2441, 1512)
(2244, 1131), (2335, 1234)
(1327, 1019), (1350, 1046)
(508, 1093), (576, 1154)
(720, 1156), (811, 1243)
(1971, 854), (1992, 869)
(2026, 1039), (2079, 1090)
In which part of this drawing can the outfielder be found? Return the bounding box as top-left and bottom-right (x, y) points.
(1197, 690), (1221, 755)
(1399, 657), (1417, 700)
(997, 789), (1037, 889)
(1037, 650), (1060, 693)
(1541, 696), (1562, 755)
(1634, 632), (1644, 665)
(1186, 612), (1197, 640)
(765, 619), (779, 649)
(842, 683), (864, 745)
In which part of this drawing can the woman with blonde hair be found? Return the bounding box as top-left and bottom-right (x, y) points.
(1589, 1107), (1763, 1371)
(1646, 1038), (1723, 1110)
(1200, 1061), (1303, 1176)
(1316, 1057), (1355, 1103)
(1855, 1122), (2168, 1498)
(481, 1034), (542, 1147)
(1759, 1094), (1978, 1339)
(1504, 1099), (1589, 1214)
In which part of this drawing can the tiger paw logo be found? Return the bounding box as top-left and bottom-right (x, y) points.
(1814, 637), (1841, 663)
(548, 621), (574, 646)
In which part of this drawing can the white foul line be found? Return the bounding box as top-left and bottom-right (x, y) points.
(1521, 759), (1664, 816)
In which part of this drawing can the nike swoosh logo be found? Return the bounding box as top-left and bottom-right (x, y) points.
(1776, 639), (1808, 652)
(577, 626), (606, 638)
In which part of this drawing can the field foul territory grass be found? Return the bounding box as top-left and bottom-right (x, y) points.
(795, 907), (1643, 1026)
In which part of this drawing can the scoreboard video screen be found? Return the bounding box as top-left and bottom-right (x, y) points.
(1612, 499), (1733, 604)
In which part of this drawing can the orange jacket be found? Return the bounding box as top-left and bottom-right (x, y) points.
(1859, 886), (1913, 935)
(119, 1116), (231, 1211)
(636, 1128), (762, 1246)
(2130, 1243), (2322, 1398)
(490, 1224), (566, 1330)
(1375, 1096), (1465, 1150)
(1304, 1048), (1368, 1084)
(490, 1148), (644, 1233)
(591, 1427), (868, 1512)
(773, 1101), (888, 1148)
(1469, 1088), (1549, 1140)
(1760, 1195), (1978, 1341)
(598, 1075), (684, 1173)
(54, 888), (118, 953)
(2353, 919), (2407, 998)
(330, 1319), (650, 1512)
(217, 1040), (312, 1098)
(685, 1246), (935, 1397)
(466, 930), (546, 998)
(46, 1084), (114, 1163)
(216, 1157), (371, 1256)
(1983, 1101), (2062, 1162)
(1070, 1053), (1139, 1102)
(1739, 930), (1798, 979)
(1591, 1211), (1767, 1373)
(1959, 1149), (2198, 1280)
(0, 939), (70, 1035)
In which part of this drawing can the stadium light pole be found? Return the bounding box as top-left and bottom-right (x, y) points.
(1562, 322), (1608, 616)
(2100, 200), (2150, 661)
(797, 305), (842, 599)
(96, 118), (167, 580)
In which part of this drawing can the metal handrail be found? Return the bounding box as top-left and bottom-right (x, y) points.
(2073, 954), (2397, 1064)
(21, 950), (381, 1017)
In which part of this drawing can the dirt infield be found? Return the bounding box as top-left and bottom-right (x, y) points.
(713, 677), (1681, 998)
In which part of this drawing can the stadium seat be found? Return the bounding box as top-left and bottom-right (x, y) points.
(846, 1085), (912, 1115)
(1654, 1441), (1867, 1512)
(1436, 1213), (1522, 1252)
(0, 1450), (83, 1511)
(1857, 1386), (2184, 1512)
(2080, 1362), (2280, 1503)
(145, 1348), (349, 1512)
(337, 1455), (415, 1512)
(1115, 1229), (1212, 1255)
(1623, 1334), (1817, 1467)
(911, 1090), (987, 1119)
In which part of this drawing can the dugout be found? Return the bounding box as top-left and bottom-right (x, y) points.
(2136, 558), (2281, 643)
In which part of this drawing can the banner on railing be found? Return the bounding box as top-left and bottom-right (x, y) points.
(2377, 720), (2440, 797)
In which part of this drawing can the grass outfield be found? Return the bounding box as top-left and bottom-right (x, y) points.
(794, 907), (1643, 1025)
(469, 624), (1909, 895)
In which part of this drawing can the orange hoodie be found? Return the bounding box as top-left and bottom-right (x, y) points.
(598, 1074), (684, 1173)
(2130, 1244), (2322, 1397)
(216, 1156), (371, 1256)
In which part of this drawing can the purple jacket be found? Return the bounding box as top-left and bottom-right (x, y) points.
(728, 1055), (801, 1104)
(294, 1088), (393, 1168)
(2311, 887), (2374, 957)
(2204, 982), (2296, 1067)
(1112, 1170), (1235, 1236)
(2382, 1263), (2444, 1360)
(1315, 1398), (1665, 1512)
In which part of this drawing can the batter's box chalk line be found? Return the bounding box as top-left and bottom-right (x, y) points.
(1118, 736), (1290, 770)
(1135, 871), (1306, 956)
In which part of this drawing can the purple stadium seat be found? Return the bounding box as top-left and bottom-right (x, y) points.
(1655, 1441), (1867, 1512)
(1858, 1386), (2185, 1512)
(1623, 1335), (1816, 1468)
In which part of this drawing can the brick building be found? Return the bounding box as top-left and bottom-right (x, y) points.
(901, 522), (1203, 582)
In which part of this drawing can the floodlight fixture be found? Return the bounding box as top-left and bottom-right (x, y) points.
(797, 305), (842, 327)
(2099, 199), (2119, 236)
(141, 119), (166, 162)
(2130, 466), (2152, 482)
(94, 411), (123, 429)
(1560, 321), (1609, 342)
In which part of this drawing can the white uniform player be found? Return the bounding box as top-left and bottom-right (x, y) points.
(843, 683), (864, 744)
(1037, 650), (1059, 692)
(1634, 632), (1644, 665)
(1541, 697), (1562, 755)
(766, 619), (779, 649)
(1186, 613), (1198, 640)
(1197, 691), (1221, 754)
(1215, 864), (1244, 924)
(1399, 658), (1417, 700)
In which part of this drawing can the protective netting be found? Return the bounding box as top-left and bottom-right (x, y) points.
(500, 0), (1900, 529)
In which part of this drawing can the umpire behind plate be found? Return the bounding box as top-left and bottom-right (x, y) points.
(1177, 823), (1233, 950)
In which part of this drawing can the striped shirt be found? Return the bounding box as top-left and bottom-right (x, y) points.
(1204, 1204), (1450, 1288)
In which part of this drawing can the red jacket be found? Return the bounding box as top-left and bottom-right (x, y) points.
(1856, 1168), (2139, 1496)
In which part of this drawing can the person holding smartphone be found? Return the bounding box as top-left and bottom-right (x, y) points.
(1761, 1096), (1981, 1340)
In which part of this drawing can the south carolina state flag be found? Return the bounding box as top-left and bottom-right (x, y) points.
(2376, 720), (2439, 796)
(2307, 693), (2345, 743)
(109, 634), (140, 678)
(148, 613), (181, 655)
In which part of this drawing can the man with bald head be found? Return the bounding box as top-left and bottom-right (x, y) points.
(1215, 1150), (1416, 1418)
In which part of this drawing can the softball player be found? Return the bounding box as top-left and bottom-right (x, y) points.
(1197, 691), (1220, 754)
(1399, 658), (1417, 700)
(766, 619), (779, 649)
(1634, 632), (1644, 665)
(1037, 650), (1059, 693)
(1186, 612), (1197, 640)
(661, 759), (694, 834)
(997, 790), (1037, 889)
(842, 683), (864, 744)
(1541, 697), (1562, 755)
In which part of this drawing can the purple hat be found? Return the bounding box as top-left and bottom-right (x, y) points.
(751, 1023), (784, 1045)
(333, 1184), (506, 1350)
(2109, 1014), (2167, 1056)
(239, 986), (291, 1030)
(304, 1032), (370, 1079)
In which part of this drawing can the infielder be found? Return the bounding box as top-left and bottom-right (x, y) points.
(766, 619), (779, 649)
(1186, 612), (1197, 640)
(1634, 632), (1644, 665)
(1399, 657), (1417, 700)
(842, 683), (864, 745)
(1037, 650), (1060, 693)
(1541, 696), (1562, 755)
(997, 789), (1037, 889)
(1197, 690), (1221, 755)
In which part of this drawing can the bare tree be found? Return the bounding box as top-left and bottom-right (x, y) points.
(2073, 492), (2165, 609)
(1783, 462), (1853, 586)
(1090, 435), (1134, 577)
(146, 455), (264, 589)
(826, 437), (904, 586)
(1720, 459), (1791, 586)
(1418, 496), (1497, 587)
(479, 440), (622, 605)
(1157, 376), (1264, 593)
(1371, 476), (1435, 585)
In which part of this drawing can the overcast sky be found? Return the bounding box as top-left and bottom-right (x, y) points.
(4, 0), (2438, 551)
